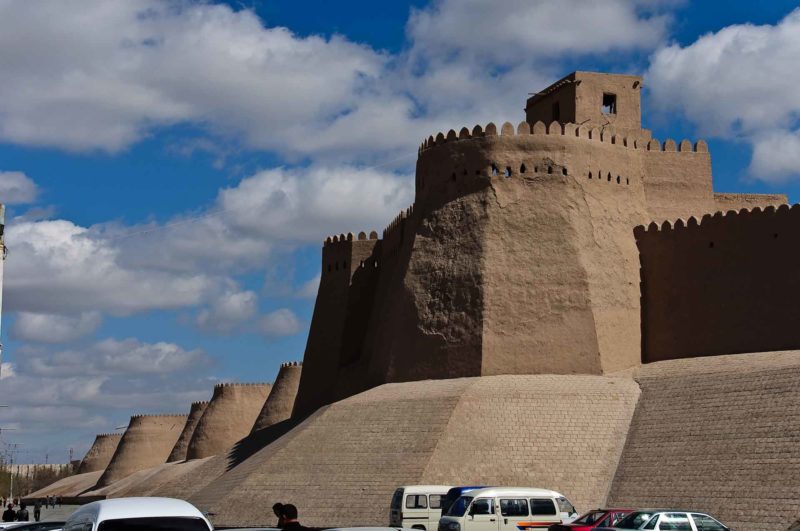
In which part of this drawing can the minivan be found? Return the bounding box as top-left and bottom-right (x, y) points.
(440, 487), (489, 516)
(391, 485), (453, 530)
(63, 497), (213, 531)
(437, 487), (578, 531)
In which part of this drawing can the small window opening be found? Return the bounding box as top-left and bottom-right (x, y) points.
(602, 93), (617, 114)
(520, 163), (527, 173)
(626, 178), (630, 185)
(475, 169), (481, 175)
(547, 166), (553, 174)
(616, 175), (621, 184)
(491, 164), (498, 176)
(589, 172), (593, 179)
(463, 169), (467, 175)
(562, 168), (568, 176)
(451, 173), (456, 181)
(373, 260), (379, 268)
(327, 264), (332, 272)
(607, 172), (612, 182)
(360, 260), (365, 268)
(534, 166), (539, 173)
(504, 166), (511, 177)
(551, 101), (561, 122)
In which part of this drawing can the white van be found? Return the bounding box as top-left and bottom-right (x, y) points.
(437, 487), (578, 531)
(390, 485), (453, 530)
(63, 497), (213, 531)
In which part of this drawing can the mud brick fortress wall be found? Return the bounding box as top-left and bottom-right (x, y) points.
(25, 72), (800, 531)
(293, 71), (786, 418)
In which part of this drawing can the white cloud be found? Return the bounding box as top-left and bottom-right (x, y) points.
(21, 337), (212, 377)
(0, 171), (39, 204)
(259, 308), (302, 337)
(647, 8), (800, 181)
(296, 274), (320, 299)
(195, 289), (257, 333)
(4, 219), (217, 315)
(1, 362), (16, 380)
(12, 311), (101, 343)
(0, 1), (673, 162)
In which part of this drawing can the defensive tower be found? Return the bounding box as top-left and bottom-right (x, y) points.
(251, 362), (303, 432)
(294, 71), (786, 417)
(167, 400), (209, 463)
(77, 433), (123, 474)
(185, 383), (271, 460)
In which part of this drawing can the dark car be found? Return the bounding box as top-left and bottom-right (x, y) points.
(549, 509), (632, 530)
(439, 487), (489, 516)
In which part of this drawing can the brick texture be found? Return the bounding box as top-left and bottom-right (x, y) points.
(190, 375), (639, 528)
(607, 351), (800, 531)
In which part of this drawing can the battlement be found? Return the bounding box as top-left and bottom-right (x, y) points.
(280, 361), (302, 368)
(191, 400), (210, 407)
(130, 413), (186, 420)
(324, 231), (379, 246)
(419, 120), (707, 154)
(634, 203), (798, 236)
(95, 433), (123, 438)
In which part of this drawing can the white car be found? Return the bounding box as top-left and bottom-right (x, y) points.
(599, 510), (730, 530)
(62, 497), (212, 531)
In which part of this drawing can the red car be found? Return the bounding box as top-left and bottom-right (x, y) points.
(548, 509), (633, 531)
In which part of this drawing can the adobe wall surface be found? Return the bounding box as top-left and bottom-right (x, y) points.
(26, 470), (103, 498)
(82, 457), (216, 499)
(186, 383), (271, 459)
(637, 205), (800, 362)
(252, 363), (302, 432)
(607, 350), (800, 531)
(191, 374), (640, 528)
(167, 400), (209, 462)
(95, 413), (187, 488)
(77, 433), (123, 473)
(296, 120), (713, 416)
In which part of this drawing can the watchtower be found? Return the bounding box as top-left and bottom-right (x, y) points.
(525, 71), (647, 140)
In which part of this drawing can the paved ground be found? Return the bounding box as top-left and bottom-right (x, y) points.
(20, 504), (79, 522)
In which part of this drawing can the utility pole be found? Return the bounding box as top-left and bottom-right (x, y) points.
(0, 204), (5, 378)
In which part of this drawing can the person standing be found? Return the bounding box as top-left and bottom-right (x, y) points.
(33, 500), (41, 522)
(16, 503), (29, 522)
(2, 503), (16, 522)
(273, 503), (285, 529)
(280, 504), (309, 531)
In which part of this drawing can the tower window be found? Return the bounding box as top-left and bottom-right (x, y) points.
(602, 93), (617, 114)
(552, 101), (561, 122)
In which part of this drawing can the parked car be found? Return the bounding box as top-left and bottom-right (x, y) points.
(548, 509), (632, 530)
(440, 487), (489, 517)
(62, 497), (212, 531)
(438, 487), (579, 531)
(596, 510), (730, 530)
(391, 485), (452, 531)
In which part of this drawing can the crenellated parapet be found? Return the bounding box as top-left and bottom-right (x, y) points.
(636, 202), (800, 364)
(419, 120), (707, 154)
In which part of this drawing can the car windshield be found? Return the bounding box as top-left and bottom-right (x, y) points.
(98, 517), (210, 531)
(572, 511), (606, 525)
(446, 496), (474, 517)
(614, 511), (657, 529)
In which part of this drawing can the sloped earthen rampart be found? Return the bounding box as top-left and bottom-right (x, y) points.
(186, 383), (271, 459)
(251, 363), (302, 432)
(77, 433), (122, 473)
(192, 374), (640, 528)
(608, 351), (800, 531)
(95, 413), (187, 488)
(167, 400), (209, 462)
(637, 204), (800, 362)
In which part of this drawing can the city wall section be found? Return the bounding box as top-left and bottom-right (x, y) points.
(637, 205), (800, 362)
(294, 115), (773, 416)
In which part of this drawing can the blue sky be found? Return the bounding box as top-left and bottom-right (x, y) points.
(1, 0), (800, 463)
